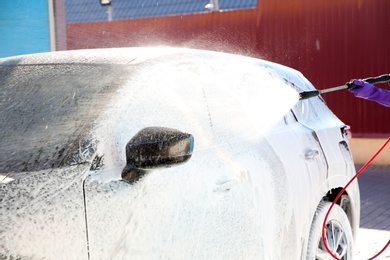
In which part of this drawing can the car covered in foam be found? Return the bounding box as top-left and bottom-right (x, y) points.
(0, 47), (359, 259)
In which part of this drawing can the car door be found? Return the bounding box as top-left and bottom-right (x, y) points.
(265, 109), (328, 237)
(0, 167), (89, 259)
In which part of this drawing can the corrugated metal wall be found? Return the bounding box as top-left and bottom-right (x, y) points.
(66, 9), (258, 56)
(64, 0), (257, 22)
(66, 0), (390, 136)
(255, 0), (390, 137)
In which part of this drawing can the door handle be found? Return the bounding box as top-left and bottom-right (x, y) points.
(304, 149), (320, 160)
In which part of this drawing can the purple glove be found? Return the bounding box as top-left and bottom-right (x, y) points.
(348, 79), (375, 97)
(348, 79), (390, 107)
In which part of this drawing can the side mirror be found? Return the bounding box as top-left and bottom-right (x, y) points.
(121, 127), (194, 184)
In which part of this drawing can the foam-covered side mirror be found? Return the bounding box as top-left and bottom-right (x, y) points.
(121, 127), (194, 184)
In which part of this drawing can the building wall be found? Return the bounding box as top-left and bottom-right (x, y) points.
(54, 0), (67, 51)
(255, 0), (390, 137)
(0, 1), (52, 58)
(65, 0), (256, 23)
(66, 0), (390, 137)
(66, 9), (258, 56)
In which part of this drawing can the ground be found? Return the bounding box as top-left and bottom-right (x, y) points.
(355, 164), (390, 259)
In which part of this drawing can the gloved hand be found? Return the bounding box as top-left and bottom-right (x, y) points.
(347, 78), (390, 107)
(347, 79), (376, 98)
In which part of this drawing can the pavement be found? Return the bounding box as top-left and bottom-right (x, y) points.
(354, 164), (390, 259)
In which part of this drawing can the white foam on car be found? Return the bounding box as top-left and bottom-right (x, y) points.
(0, 47), (356, 259)
(87, 48), (301, 259)
(0, 167), (90, 259)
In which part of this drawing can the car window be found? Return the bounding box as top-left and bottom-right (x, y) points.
(0, 63), (129, 173)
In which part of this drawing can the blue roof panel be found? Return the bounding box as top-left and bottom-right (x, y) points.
(65, 0), (257, 23)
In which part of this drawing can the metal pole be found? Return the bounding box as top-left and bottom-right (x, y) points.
(48, 0), (56, 51)
(107, 5), (112, 22)
(212, 0), (219, 11)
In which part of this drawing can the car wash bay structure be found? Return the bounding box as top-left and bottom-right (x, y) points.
(0, 0), (67, 58)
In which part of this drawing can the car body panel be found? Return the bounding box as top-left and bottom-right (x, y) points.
(0, 47), (359, 260)
(0, 167), (89, 258)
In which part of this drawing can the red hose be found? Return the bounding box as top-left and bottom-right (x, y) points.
(321, 137), (390, 260)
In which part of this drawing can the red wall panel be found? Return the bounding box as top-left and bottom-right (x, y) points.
(67, 9), (258, 56)
(255, 0), (390, 137)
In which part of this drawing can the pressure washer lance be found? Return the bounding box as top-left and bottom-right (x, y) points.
(299, 74), (390, 100)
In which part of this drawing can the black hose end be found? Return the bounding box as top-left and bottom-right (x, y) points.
(346, 82), (358, 90)
(299, 90), (320, 100)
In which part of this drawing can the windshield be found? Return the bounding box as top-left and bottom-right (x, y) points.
(0, 62), (128, 173)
